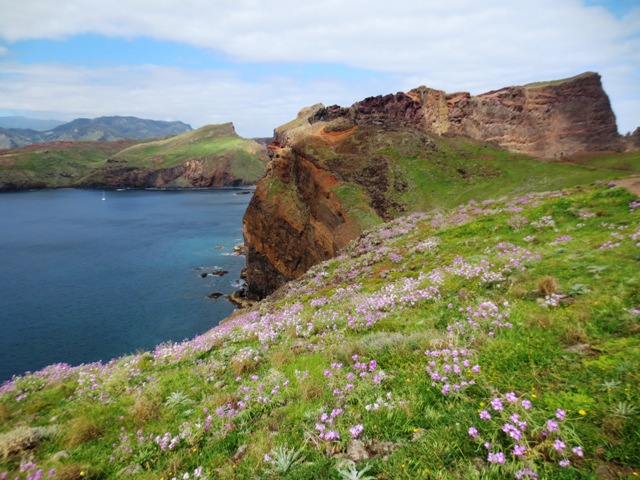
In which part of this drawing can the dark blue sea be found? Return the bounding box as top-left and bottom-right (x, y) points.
(0, 189), (252, 382)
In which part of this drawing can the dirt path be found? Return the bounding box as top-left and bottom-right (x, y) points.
(615, 177), (640, 196)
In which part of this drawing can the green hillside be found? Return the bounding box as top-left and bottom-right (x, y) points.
(110, 124), (262, 167)
(0, 140), (139, 189)
(2, 181), (638, 479)
(0, 123), (268, 190)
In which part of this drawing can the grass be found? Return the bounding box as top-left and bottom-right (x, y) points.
(0, 124), (268, 189)
(0, 140), (138, 188)
(1, 182), (638, 479)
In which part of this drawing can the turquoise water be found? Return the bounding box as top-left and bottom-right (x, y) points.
(0, 189), (251, 382)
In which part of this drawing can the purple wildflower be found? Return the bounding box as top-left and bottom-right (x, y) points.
(349, 424), (364, 439)
(490, 397), (504, 411)
(572, 446), (584, 457)
(468, 426), (478, 439)
(547, 419), (559, 432)
(559, 460), (570, 467)
(505, 392), (518, 402)
(521, 399), (532, 410)
(487, 451), (506, 464)
(554, 439), (566, 452)
(512, 444), (526, 458)
(479, 410), (492, 420)
(556, 408), (566, 420)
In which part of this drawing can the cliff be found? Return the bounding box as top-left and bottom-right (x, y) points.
(243, 72), (628, 298)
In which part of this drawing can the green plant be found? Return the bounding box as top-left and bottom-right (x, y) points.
(164, 391), (194, 410)
(337, 462), (376, 480)
(265, 445), (305, 474)
(610, 401), (638, 418)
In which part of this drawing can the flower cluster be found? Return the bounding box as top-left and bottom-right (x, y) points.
(216, 372), (290, 419)
(313, 355), (387, 442)
(507, 215), (529, 231)
(469, 392), (584, 477)
(424, 347), (480, 394)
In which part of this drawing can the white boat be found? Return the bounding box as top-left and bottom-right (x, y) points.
(102, 191), (106, 201)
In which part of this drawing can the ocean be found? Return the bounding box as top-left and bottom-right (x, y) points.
(0, 189), (252, 382)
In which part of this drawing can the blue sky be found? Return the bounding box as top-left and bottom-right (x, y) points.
(0, 0), (638, 138)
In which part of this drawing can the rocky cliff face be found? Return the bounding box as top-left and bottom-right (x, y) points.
(243, 72), (626, 298)
(311, 72), (621, 158)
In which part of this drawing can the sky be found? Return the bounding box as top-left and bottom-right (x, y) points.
(0, 0), (638, 138)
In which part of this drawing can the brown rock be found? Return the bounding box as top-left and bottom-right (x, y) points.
(243, 72), (623, 298)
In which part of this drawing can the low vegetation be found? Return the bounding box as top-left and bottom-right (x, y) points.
(0, 123), (268, 190)
(1, 180), (638, 479)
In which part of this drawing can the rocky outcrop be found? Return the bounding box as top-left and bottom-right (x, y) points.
(311, 72), (621, 158)
(88, 157), (256, 188)
(243, 72), (626, 298)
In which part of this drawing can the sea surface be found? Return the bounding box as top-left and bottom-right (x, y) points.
(0, 189), (252, 382)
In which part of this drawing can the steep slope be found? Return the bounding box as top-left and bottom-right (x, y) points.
(243, 73), (635, 299)
(85, 123), (268, 188)
(1, 183), (638, 479)
(0, 116), (192, 148)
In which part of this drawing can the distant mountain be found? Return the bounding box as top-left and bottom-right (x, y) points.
(0, 116), (192, 148)
(0, 116), (65, 131)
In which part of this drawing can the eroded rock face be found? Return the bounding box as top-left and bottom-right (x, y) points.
(243, 72), (624, 298)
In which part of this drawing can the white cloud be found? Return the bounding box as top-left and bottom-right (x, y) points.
(0, 62), (386, 137)
(0, 0), (638, 133)
(0, 45), (7, 55)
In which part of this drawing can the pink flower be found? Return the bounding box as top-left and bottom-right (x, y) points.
(559, 460), (570, 467)
(554, 439), (566, 452)
(547, 419), (559, 432)
(490, 398), (503, 411)
(512, 444), (526, 458)
(555, 408), (566, 420)
(479, 410), (492, 420)
(521, 399), (532, 410)
(349, 424), (364, 439)
(505, 392), (518, 402)
(487, 451), (505, 464)
(572, 446), (584, 457)
(468, 426), (478, 439)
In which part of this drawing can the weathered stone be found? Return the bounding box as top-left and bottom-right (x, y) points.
(346, 439), (370, 462)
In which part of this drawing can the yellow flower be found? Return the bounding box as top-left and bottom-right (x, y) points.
(531, 394), (537, 399)
(413, 428), (419, 433)
(80, 472), (85, 477)
(480, 402), (485, 407)
(401, 464), (405, 469)
(578, 409), (587, 416)
(406, 378), (411, 383)
(192, 447), (197, 452)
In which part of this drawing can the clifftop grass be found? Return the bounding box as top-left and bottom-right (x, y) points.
(1, 181), (638, 479)
(110, 124), (265, 170)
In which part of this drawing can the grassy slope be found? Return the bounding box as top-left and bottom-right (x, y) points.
(1, 182), (638, 479)
(0, 141), (138, 188)
(301, 127), (639, 219)
(0, 124), (268, 188)
(110, 124), (266, 171)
